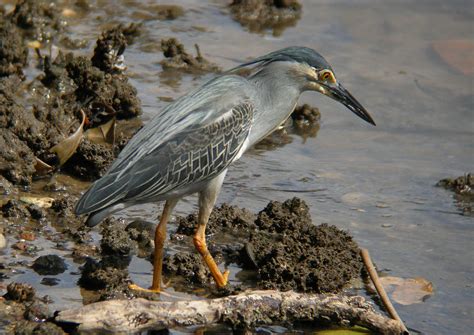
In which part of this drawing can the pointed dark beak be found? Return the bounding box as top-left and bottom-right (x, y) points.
(325, 83), (376, 126)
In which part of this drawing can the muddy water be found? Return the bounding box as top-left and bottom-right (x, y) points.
(2, 0), (473, 334)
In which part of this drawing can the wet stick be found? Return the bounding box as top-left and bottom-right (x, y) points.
(360, 248), (409, 334)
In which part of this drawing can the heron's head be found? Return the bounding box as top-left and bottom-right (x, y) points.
(235, 46), (375, 126)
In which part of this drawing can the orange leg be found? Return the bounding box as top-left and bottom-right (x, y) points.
(129, 199), (178, 293)
(193, 172), (229, 288)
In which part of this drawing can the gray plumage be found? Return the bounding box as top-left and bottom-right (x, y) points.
(75, 46), (374, 227)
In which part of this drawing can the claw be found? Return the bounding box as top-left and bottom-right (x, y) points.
(216, 269), (230, 288)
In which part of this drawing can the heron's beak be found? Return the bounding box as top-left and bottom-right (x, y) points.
(324, 83), (376, 126)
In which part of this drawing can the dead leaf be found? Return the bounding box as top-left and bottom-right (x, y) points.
(19, 196), (54, 208)
(50, 110), (86, 165)
(378, 276), (433, 305)
(432, 40), (474, 75)
(34, 157), (54, 175)
(84, 117), (116, 145)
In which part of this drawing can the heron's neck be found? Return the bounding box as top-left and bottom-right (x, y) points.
(247, 63), (303, 145)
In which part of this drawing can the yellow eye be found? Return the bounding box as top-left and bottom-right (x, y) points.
(320, 71), (331, 81)
(319, 70), (335, 83)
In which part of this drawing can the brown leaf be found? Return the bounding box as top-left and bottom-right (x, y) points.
(84, 117), (116, 145)
(50, 110), (86, 165)
(34, 157), (54, 175)
(379, 276), (433, 305)
(432, 39), (474, 75)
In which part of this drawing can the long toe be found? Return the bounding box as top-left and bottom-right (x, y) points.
(128, 283), (161, 294)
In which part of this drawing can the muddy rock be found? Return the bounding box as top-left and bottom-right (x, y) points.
(1, 200), (30, 219)
(62, 139), (115, 181)
(26, 204), (46, 221)
(12, 320), (65, 335)
(172, 198), (361, 293)
(246, 198), (362, 293)
(40, 277), (60, 286)
(32, 255), (67, 275)
(176, 203), (256, 236)
(48, 196), (85, 231)
(230, 0), (302, 35)
(437, 173), (473, 216)
(163, 252), (211, 286)
(24, 301), (52, 321)
(160, 38), (221, 73)
(126, 220), (154, 257)
(64, 54), (141, 120)
(101, 218), (136, 256)
(78, 257), (129, 291)
(0, 19), (28, 77)
(152, 4), (184, 20)
(0, 176), (13, 195)
(7, 0), (66, 42)
(0, 80), (38, 185)
(437, 173), (473, 195)
(92, 26), (128, 73)
(4, 283), (35, 302)
(255, 197), (310, 233)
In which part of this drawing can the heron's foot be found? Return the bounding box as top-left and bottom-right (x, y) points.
(128, 283), (161, 294)
(215, 269), (230, 288)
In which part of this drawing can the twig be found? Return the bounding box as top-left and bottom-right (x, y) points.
(360, 248), (409, 334)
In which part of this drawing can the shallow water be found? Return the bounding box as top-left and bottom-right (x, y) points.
(2, 0), (473, 334)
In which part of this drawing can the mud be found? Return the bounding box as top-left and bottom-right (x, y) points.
(32, 255), (67, 276)
(2, 283), (64, 334)
(174, 198), (362, 293)
(229, 0), (302, 36)
(160, 38), (221, 73)
(0, 20), (142, 187)
(0, 19), (28, 77)
(7, 0), (66, 42)
(437, 173), (473, 216)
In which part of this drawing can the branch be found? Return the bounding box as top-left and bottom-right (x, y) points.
(360, 248), (409, 334)
(56, 290), (406, 334)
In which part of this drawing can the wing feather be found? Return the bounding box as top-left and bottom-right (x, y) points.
(75, 93), (254, 215)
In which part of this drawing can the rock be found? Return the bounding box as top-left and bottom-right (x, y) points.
(176, 203), (256, 235)
(32, 255), (67, 275)
(78, 258), (129, 291)
(91, 26), (128, 73)
(7, 0), (66, 42)
(160, 38), (221, 73)
(4, 282), (35, 302)
(163, 252), (211, 285)
(40, 277), (60, 286)
(100, 218), (136, 256)
(12, 320), (65, 335)
(0, 19), (28, 77)
(1, 200), (30, 219)
(24, 301), (52, 321)
(229, 0), (302, 35)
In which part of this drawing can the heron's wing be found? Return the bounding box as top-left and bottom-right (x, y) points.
(108, 75), (249, 173)
(124, 102), (253, 201)
(75, 99), (253, 214)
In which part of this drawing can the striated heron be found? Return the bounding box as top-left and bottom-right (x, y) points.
(75, 46), (375, 292)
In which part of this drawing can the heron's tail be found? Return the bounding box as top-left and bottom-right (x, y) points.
(85, 203), (126, 227)
(75, 171), (130, 226)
